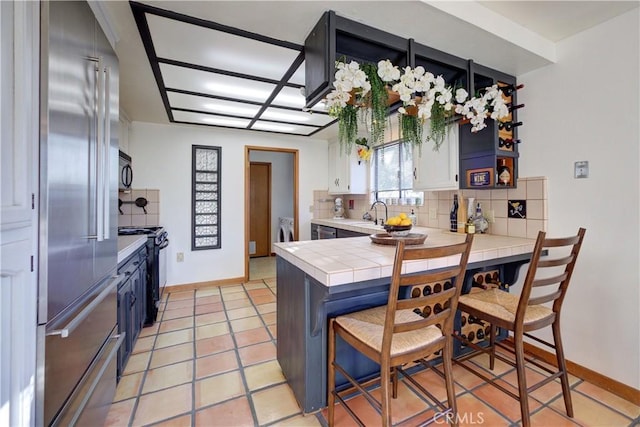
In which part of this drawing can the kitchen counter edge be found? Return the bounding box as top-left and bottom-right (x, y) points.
(118, 236), (147, 264)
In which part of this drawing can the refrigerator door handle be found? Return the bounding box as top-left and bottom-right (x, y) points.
(102, 65), (111, 240)
(46, 275), (121, 338)
(95, 56), (105, 242)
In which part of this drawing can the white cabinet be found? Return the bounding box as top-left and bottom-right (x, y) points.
(327, 141), (367, 195)
(118, 109), (130, 154)
(413, 123), (459, 191)
(0, 2), (38, 425)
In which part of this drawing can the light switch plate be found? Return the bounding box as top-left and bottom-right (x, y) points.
(429, 207), (437, 220)
(574, 161), (589, 178)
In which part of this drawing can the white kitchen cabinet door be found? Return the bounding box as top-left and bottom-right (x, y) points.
(118, 109), (130, 154)
(413, 123), (459, 191)
(0, 2), (38, 425)
(327, 141), (367, 195)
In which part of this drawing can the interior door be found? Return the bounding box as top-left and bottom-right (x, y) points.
(249, 162), (271, 257)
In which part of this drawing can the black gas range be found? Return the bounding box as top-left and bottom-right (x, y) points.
(118, 226), (169, 325)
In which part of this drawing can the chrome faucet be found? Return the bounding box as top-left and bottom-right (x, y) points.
(370, 200), (388, 226)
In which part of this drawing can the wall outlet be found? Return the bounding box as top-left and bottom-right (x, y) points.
(429, 207), (437, 220)
(176, 252), (184, 262)
(486, 210), (495, 223)
(309, 204), (314, 212)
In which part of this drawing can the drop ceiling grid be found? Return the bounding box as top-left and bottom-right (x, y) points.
(130, 1), (335, 136)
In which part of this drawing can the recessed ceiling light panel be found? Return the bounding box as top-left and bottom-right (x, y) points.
(160, 63), (276, 103)
(261, 107), (333, 126)
(173, 110), (251, 128)
(168, 92), (261, 117)
(147, 14), (301, 81)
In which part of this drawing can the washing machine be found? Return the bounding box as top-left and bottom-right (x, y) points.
(278, 217), (295, 242)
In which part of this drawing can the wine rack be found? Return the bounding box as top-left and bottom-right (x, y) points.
(454, 269), (509, 355)
(459, 61), (521, 189)
(407, 280), (454, 363)
(458, 270), (499, 347)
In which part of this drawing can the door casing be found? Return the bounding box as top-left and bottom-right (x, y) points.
(244, 146), (299, 281)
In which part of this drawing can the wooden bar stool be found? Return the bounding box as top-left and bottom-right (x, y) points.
(454, 228), (586, 427)
(327, 234), (474, 427)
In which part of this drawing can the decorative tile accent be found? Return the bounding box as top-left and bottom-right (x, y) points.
(508, 200), (527, 219)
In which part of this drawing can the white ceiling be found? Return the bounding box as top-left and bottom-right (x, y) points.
(97, 0), (639, 139)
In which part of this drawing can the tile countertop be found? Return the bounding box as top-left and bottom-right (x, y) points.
(275, 221), (536, 287)
(117, 235), (147, 264)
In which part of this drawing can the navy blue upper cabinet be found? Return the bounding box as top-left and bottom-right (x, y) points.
(410, 40), (468, 90)
(459, 61), (520, 189)
(304, 11), (409, 109)
(304, 11), (522, 189)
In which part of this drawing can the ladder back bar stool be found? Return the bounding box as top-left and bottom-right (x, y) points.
(453, 228), (586, 427)
(328, 234), (474, 427)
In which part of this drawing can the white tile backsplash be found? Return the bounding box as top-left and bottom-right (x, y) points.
(311, 177), (548, 239)
(118, 188), (161, 227)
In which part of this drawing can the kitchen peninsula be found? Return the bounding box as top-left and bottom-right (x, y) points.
(273, 223), (537, 413)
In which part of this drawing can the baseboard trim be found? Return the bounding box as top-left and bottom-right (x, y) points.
(506, 338), (640, 405)
(164, 277), (246, 292)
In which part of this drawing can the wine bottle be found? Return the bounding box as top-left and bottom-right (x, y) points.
(450, 194), (458, 232)
(501, 83), (524, 96)
(411, 288), (421, 298)
(468, 315), (485, 326)
(498, 121), (523, 132)
(507, 102), (525, 111)
(409, 208), (417, 226)
(471, 279), (487, 290)
(422, 285), (432, 296)
(497, 159), (511, 186)
(499, 137), (521, 149)
(468, 331), (475, 341)
(434, 283), (442, 293)
(476, 329), (485, 340)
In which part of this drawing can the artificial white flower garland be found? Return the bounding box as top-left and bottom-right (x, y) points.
(325, 59), (511, 137)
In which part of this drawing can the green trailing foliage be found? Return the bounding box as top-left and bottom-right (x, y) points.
(360, 63), (388, 147)
(337, 104), (358, 154)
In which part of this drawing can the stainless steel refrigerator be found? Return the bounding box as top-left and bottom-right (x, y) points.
(37, 1), (123, 425)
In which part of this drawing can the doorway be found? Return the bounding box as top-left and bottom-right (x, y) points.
(249, 162), (271, 258)
(245, 147), (298, 281)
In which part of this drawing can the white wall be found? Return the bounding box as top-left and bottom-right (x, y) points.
(249, 150), (294, 251)
(518, 9), (639, 388)
(128, 122), (327, 286)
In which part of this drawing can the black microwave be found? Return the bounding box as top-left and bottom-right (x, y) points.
(119, 150), (133, 190)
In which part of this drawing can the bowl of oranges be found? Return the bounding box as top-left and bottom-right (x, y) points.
(383, 213), (413, 237)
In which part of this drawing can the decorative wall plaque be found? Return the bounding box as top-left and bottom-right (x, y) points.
(508, 200), (526, 219)
(466, 168), (494, 187)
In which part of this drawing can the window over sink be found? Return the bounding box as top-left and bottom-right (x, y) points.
(372, 142), (423, 204)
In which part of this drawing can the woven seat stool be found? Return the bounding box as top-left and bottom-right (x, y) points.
(327, 234), (474, 427)
(454, 228), (586, 427)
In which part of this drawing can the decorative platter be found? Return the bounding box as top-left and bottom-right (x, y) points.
(369, 233), (428, 246)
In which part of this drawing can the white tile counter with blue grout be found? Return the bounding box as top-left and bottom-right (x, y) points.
(273, 220), (538, 413)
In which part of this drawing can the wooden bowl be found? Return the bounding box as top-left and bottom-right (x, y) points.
(383, 224), (412, 237)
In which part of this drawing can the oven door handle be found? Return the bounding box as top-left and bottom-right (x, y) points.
(159, 239), (169, 250)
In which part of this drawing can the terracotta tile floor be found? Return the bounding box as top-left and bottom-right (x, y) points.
(106, 277), (640, 426)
